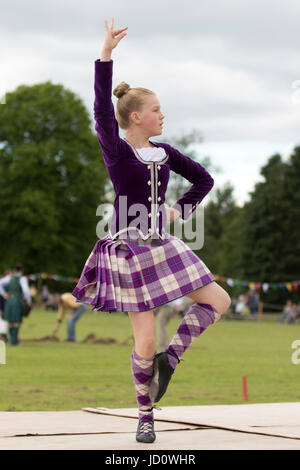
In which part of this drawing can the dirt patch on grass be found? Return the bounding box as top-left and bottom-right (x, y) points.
(21, 335), (60, 342)
(20, 334), (132, 345)
(81, 333), (131, 345)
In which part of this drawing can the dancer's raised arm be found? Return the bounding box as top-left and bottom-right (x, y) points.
(94, 18), (128, 166)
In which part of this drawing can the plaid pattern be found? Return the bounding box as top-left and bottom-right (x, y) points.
(166, 303), (221, 369)
(131, 348), (154, 424)
(72, 232), (215, 313)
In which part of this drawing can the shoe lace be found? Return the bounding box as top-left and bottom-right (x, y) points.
(140, 420), (154, 434)
(139, 404), (162, 434)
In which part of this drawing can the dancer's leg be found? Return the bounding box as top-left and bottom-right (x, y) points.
(149, 282), (231, 403)
(128, 310), (156, 442)
(166, 282), (231, 368)
(128, 309), (156, 359)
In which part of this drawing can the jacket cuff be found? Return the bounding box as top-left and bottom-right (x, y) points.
(95, 58), (113, 63)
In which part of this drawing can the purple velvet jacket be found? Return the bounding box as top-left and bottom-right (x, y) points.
(94, 59), (214, 241)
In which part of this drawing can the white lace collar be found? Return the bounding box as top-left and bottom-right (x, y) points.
(136, 147), (166, 162)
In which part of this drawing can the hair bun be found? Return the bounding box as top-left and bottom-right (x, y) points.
(113, 81), (130, 99)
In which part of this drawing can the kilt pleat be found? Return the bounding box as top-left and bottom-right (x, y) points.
(3, 297), (23, 323)
(72, 232), (215, 313)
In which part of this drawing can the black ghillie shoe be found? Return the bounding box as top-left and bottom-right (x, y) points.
(136, 409), (156, 443)
(149, 351), (180, 403)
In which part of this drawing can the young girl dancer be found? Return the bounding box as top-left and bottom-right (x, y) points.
(72, 18), (231, 443)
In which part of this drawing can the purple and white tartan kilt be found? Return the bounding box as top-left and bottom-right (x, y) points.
(72, 231), (215, 313)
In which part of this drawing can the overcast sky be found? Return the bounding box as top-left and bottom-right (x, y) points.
(1, 0), (299, 205)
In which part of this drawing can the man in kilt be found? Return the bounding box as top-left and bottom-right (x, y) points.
(0, 264), (32, 345)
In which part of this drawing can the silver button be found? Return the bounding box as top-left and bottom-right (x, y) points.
(147, 180), (151, 185)
(148, 196), (152, 201)
(157, 181), (161, 186)
(147, 165), (151, 169)
(157, 165), (161, 170)
(158, 197), (161, 202)
(148, 228), (151, 232)
(157, 212), (160, 217)
(148, 213), (152, 218)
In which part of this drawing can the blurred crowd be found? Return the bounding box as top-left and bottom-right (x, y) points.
(279, 300), (300, 324)
(229, 290), (260, 317)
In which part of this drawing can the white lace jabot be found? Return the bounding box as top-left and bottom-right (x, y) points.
(136, 147), (166, 162)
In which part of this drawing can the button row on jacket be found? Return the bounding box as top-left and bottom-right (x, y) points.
(146, 164), (163, 235)
(146, 164), (161, 170)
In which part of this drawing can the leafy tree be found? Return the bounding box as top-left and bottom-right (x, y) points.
(0, 81), (108, 278)
(241, 149), (300, 305)
(242, 154), (288, 281)
(198, 182), (236, 268)
(282, 146), (300, 281)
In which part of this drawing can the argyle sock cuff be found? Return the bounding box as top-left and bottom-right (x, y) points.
(200, 303), (222, 324)
(166, 302), (221, 369)
(131, 348), (155, 418)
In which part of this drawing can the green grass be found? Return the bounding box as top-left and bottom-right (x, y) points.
(1, 308), (300, 411)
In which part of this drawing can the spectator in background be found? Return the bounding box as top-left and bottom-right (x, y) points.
(235, 295), (250, 316)
(0, 269), (12, 343)
(286, 302), (300, 324)
(42, 285), (50, 305)
(52, 293), (87, 341)
(230, 297), (238, 315)
(279, 300), (293, 323)
(246, 290), (259, 315)
(29, 283), (37, 304)
(0, 264), (32, 345)
(45, 293), (60, 311)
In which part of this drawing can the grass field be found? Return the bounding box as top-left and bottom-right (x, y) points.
(1, 307), (300, 411)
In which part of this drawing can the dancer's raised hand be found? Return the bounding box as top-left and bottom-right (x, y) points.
(102, 17), (128, 52)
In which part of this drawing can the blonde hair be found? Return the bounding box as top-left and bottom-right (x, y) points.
(113, 81), (155, 129)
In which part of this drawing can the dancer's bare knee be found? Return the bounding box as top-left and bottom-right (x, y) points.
(185, 281), (231, 315)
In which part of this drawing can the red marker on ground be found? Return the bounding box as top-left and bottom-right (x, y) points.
(242, 375), (248, 401)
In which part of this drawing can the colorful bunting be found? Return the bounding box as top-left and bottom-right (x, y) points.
(24, 272), (300, 292)
(26, 272), (80, 283)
